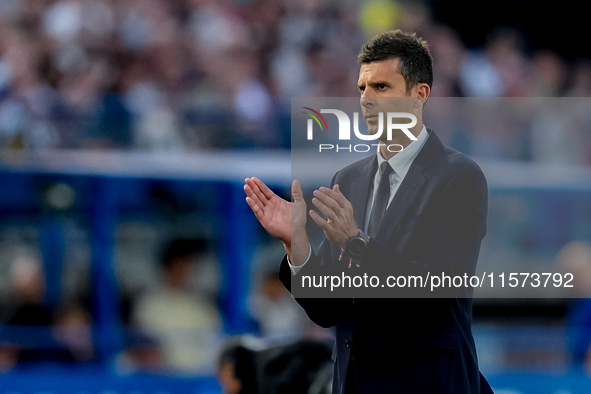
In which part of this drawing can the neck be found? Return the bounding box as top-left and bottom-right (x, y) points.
(379, 122), (423, 160)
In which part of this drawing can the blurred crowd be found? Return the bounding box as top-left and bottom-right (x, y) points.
(0, 232), (330, 375)
(0, 0), (589, 158)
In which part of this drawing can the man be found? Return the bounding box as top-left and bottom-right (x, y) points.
(133, 239), (221, 372)
(244, 30), (493, 393)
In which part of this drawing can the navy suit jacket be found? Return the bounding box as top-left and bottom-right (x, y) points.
(279, 130), (494, 393)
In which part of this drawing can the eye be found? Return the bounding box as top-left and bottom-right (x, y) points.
(377, 84), (387, 90)
(358, 86), (365, 93)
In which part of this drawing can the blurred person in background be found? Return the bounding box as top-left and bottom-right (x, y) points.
(217, 335), (331, 394)
(132, 238), (221, 372)
(427, 24), (465, 97)
(51, 303), (95, 363)
(7, 256), (51, 329)
(557, 241), (591, 374)
(529, 50), (568, 97)
(249, 230), (334, 343)
(249, 269), (308, 343)
(0, 342), (19, 373)
(2, 255), (94, 368)
(4, 255), (53, 366)
(485, 28), (529, 97)
(116, 328), (164, 374)
(567, 60), (591, 97)
(217, 337), (258, 394)
(252, 339), (332, 394)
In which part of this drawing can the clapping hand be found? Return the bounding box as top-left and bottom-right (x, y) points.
(244, 177), (309, 265)
(309, 185), (359, 249)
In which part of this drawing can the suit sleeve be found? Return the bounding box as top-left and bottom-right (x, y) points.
(278, 173), (343, 328)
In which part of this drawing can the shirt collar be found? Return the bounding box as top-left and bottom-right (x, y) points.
(377, 124), (429, 179)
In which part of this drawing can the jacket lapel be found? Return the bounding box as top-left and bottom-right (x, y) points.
(373, 129), (443, 244)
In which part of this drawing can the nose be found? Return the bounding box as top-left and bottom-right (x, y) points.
(360, 94), (376, 108)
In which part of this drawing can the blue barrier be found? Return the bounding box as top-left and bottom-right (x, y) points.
(0, 370), (221, 394)
(0, 369), (590, 394)
(488, 372), (591, 394)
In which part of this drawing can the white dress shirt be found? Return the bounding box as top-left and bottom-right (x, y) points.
(289, 125), (430, 275)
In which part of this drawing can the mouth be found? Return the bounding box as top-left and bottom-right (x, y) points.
(364, 114), (379, 122)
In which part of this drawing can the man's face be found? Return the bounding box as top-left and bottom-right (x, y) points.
(357, 58), (421, 139)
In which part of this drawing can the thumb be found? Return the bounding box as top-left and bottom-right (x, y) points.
(292, 180), (304, 203)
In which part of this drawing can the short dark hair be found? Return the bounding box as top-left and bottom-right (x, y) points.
(160, 238), (207, 269)
(358, 30), (433, 93)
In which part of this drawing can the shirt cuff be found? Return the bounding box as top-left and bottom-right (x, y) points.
(287, 245), (312, 276)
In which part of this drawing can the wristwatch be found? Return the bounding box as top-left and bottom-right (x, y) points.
(345, 230), (370, 259)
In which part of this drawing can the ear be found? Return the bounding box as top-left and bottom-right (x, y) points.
(413, 83), (430, 107)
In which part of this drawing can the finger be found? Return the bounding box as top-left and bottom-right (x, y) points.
(252, 177), (275, 200)
(320, 185), (347, 209)
(244, 183), (265, 207)
(312, 196), (337, 221)
(333, 184), (353, 209)
(313, 189), (341, 212)
(246, 178), (268, 206)
(244, 184), (265, 209)
(292, 180), (304, 204)
(309, 209), (331, 231)
(245, 197), (264, 220)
